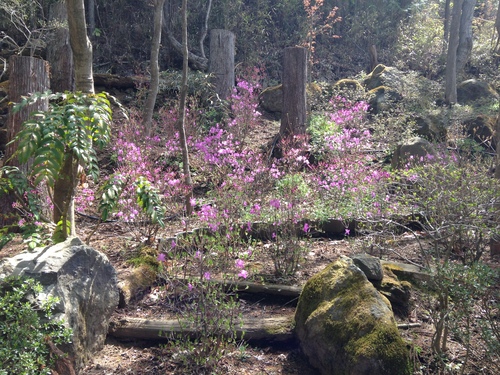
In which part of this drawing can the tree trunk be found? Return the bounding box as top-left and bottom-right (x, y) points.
(443, 0), (452, 54)
(199, 0), (212, 59)
(64, 0), (95, 236)
(5, 56), (49, 169)
(143, 0), (166, 137)
(495, 109), (500, 179)
(177, 0), (193, 215)
(66, 0), (94, 94)
(86, 0), (95, 37)
(162, 1), (209, 71)
(495, 2), (500, 51)
(280, 47), (308, 137)
(369, 44), (378, 73)
(109, 314), (419, 343)
(208, 29), (235, 101)
(456, 0), (476, 74)
(444, 0), (464, 105)
(52, 150), (78, 237)
(47, 1), (74, 93)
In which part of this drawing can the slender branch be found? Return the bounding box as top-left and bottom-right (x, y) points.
(198, 0), (212, 59)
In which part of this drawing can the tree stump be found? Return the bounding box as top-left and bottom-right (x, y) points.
(5, 56), (50, 168)
(209, 29), (235, 100)
(2, 56), (50, 227)
(280, 47), (308, 137)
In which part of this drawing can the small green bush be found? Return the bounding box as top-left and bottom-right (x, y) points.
(0, 276), (72, 375)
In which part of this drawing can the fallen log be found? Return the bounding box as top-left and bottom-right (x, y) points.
(117, 275), (302, 308)
(215, 278), (302, 298)
(395, 322), (422, 329)
(109, 315), (419, 344)
(109, 315), (295, 343)
(93, 73), (147, 89)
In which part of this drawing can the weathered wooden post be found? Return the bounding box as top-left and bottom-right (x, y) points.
(209, 29), (235, 100)
(280, 46), (308, 137)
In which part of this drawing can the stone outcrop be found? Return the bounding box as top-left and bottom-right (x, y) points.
(0, 237), (119, 372)
(295, 256), (410, 375)
(377, 265), (412, 318)
(351, 254), (412, 317)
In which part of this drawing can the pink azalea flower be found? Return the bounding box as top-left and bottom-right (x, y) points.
(238, 270), (248, 279)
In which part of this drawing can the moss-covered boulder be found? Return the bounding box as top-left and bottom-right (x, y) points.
(295, 256), (411, 375)
(334, 78), (364, 92)
(414, 114), (447, 142)
(377, 266), (412, 318)
(367, 85), (403, 114)
(363, 64), (406, 92)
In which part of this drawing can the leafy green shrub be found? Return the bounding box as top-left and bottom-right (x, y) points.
(157, 231), (246, 373)
(0, 276), (72, 375)
(0, 166), (50, 251)
(307, 114), (341, 159)
(394, 1), (444, 77)
(166, 280), (241, 373)
(445, 262), (499, 373)
(361, 148), (500, 372)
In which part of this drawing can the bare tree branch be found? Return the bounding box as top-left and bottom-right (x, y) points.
(163, 1), (208, 71)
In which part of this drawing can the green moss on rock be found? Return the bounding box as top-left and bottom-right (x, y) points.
(295, 257), (411, 375)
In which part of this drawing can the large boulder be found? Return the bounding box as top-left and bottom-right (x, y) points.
(391, 136), (436, 169)
(463, 115), (497, 151)
(259, 84), (283, 114)
(457, 79), (499, 105)
(295, 256), (410, 375)
(351, 253), (383, 282)
(414, 113), (447, 142)
(0, 237), (119, 372)
(367, 85), (403, 114)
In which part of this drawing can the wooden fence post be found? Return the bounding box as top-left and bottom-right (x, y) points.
(280, 46), (308, 137)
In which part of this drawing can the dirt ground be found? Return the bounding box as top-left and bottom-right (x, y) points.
(3, 218), (497, 375)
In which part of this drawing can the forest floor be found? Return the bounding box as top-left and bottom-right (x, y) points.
(2, 221), (497, 375)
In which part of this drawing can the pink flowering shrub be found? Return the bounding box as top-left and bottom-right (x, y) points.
(227, 74), (262, 146)
(75, 116), (188, 242)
